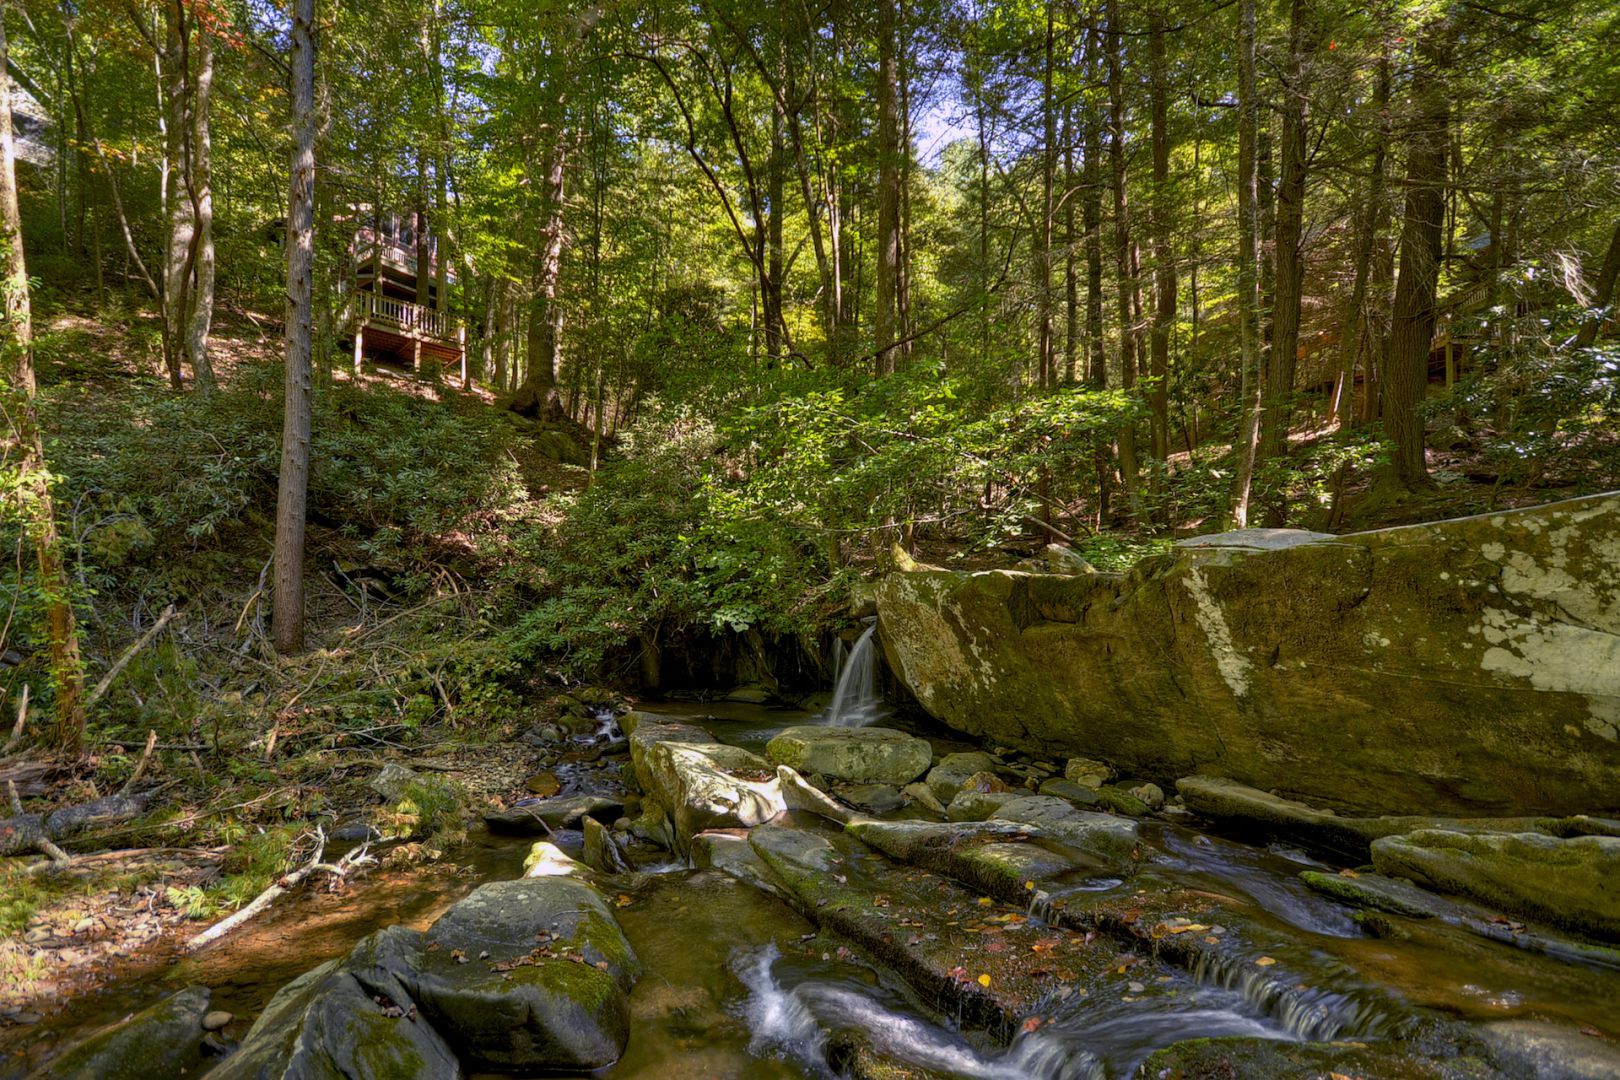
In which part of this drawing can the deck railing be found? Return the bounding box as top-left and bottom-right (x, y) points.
(354, 290), (457, 341)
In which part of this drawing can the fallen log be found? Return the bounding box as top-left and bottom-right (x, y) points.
(185, 828), (374, 951)
(0, 784), (164, 858)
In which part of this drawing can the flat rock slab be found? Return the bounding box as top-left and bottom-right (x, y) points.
(766, 726), (934, 785)
(411, 877), (641, 1071)
(1176, 775), (1598, 859)
(1371, 829), (1620, 942)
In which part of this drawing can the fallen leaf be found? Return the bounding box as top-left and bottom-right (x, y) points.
(977, 974), (992, 987)
(1255, 956), (1276, 967)
(1022, 1017), (1044, 1033)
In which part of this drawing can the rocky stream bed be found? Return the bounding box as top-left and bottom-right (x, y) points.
(5, 695), (1618, 1079)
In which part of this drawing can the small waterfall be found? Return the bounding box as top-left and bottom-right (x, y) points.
(1189, 950), (1395, 1043)
(734, 945), (1092, 1079)
(822, 621), (888, 727)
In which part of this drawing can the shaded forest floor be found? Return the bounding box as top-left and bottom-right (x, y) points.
(2, 297), (1610, 1046)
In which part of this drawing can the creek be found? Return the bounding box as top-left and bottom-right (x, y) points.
(5, 699), (1616, 1080)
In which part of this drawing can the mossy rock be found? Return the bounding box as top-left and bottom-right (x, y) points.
(765, 726), (933, 785)
(28, 986), (212, 1080)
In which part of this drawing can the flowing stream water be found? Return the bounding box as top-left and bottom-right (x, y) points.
(6, 698), (1617, 1079)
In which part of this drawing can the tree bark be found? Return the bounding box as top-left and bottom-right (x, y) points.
(273, 0), (318, 656)
(1332, 54), (1389, 427)
(873, 0), (903, 374)
(1262, 0), (1309, 461)
(1574, 218), (1620, 348)
(1229, 0), (1264, 528)
(185, 22), (215, 393)
(512, 137), (567, 418)
(1106, 0), (1140, 505)
(1383, 18), (1452, 490)
(1036, 2), (1056, 391)
(1, 2), (85, 753)
(1147, 11), (1175, 489)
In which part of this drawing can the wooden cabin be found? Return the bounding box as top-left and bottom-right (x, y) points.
(344, 212), (464, 375)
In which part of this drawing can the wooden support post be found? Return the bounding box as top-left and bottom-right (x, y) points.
(352, 323), (365, 375)
(412, 334), (422, 377)
(459, 325), (468, 388)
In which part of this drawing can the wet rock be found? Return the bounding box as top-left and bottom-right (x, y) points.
(1063, 757), (1113, 789)
(725, 684), (774, 704)
(1480, 1020), (1620, 1080)
(1036, 778), (1100, 807)
(839, 783), (906, 815)
(944, 789), (1021, 822)
(748, 823), (1060, 1037)
(523, 840), (590, 878)
(201, 1010), (232, 1032)
(27, 986), (211, 1080)
(410, 877), (640, 1072)
(1091, 785), (1151, 817)
(636, 737), (785, 854)
(210, 928), (459, 1080)
(369, 762), (419, 803)
(1174, 775), (1602, 859)
(484, 794), (623, 836)
(765, 726), (933, 785)
(924, 752), (998, 804)
(778, 765), (856, 824)
(958, 770), (1011, 794)
(520, 722), (566, 747)
(1136, 1031), (1499, 1079)
(876, 492), (1620, 817)
(1125, 782), (1164, 810)
(582, 816), (632, 874)
(1300, 869), (1620, 968)
(901, 781), (947, 815)
(329, 820), (382, 843)
(692, 830), (792, 902)
(525, 772), (562, 796)
(1371, 829), (1620, 941)
(990, 796), (1140, 864)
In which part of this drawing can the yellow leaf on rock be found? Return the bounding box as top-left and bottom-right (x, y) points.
(978, 974), (992, 987)
(1255, 956), (1277, 966)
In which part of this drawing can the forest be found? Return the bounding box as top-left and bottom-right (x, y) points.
(1, 0), (1618, 1076)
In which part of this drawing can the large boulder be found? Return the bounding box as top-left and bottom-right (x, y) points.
(1370, 829), (1620, 942)
(408, 877), (641, 1072)
(764, 726), (933, 785)
(632, 726), (785, 853)
(28, 986), (213, 1080)
(209, 927), (459, 1080)
(875, 492), (1620, 816)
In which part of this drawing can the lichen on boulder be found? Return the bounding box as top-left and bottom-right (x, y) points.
(875, 492), (1620, 817)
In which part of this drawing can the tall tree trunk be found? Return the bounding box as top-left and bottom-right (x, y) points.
(1332, 54), (1389, 427)
(513, 137), (568, 417)
(1383, 19), (1452, 490)
(767, 100), (785, 360)
(160, 1), (192, 390)
(1064, 100), (1079, 385)
(185, 24), (216, 393)
(1229, 0), (1264, 528)
(1147, 11), (1174, 494)
(873, 0), (902, 373)
(273, 0), (317, 656)
(1574, 218), (1620, 348)
(1106, 0), (1140, 505)
(1036, 2), (1056, 391)
(1083, 58), (1105, 392)
(1262, 0), (1309, 461)
(1, 1), (84, 753)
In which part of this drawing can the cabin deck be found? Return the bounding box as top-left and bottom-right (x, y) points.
(345, 291), (464, 368)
